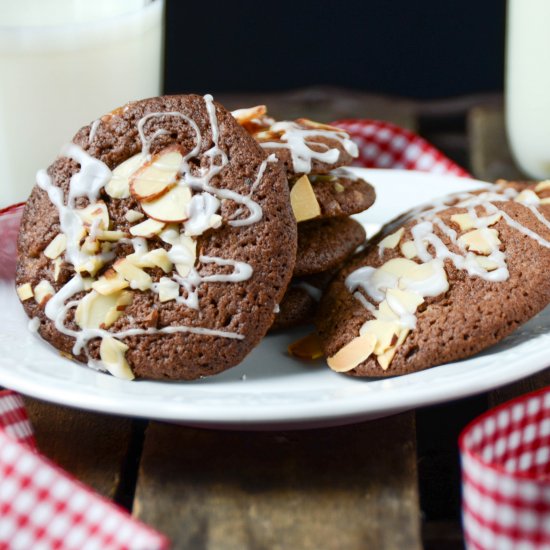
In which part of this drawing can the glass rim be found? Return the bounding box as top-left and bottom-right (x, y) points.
(0, 0), (163, 34)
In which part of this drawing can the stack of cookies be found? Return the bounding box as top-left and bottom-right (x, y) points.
(14, 94), (550, 381)
(232, 107), (375, 331)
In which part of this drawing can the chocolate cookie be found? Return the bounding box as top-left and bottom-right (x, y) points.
(270, 271), (334, 331)
(316, 183), (550, 377)
(233, 108), (358, 177)
(307, 170), (376, 219)
(294, 217), (366, 277)
(16, 94), (297, 381)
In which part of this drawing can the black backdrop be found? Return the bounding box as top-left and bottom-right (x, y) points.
(163, 0), (506, 99)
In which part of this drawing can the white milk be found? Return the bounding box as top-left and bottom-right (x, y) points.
(0, 0), (164, 207)
(506, 0), (550, 179)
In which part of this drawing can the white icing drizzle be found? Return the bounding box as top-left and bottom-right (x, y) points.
(88, 119), (101, 144)
(259, 121), (358, 174)
(200, 256), (253, 283)
(184, 192), (221, 236)
(295, 281), (323, 302)
(137, 111), (200, 159)
(33, 94), (273, 375)
(346, 185), (550, 351)
(28, 317), (40, 333)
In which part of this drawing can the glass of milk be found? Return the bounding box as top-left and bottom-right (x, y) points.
(506, 0), (550, 179)
(0, 0), (164, 208)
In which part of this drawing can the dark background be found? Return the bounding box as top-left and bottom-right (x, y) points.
(163, 0), (506, 99)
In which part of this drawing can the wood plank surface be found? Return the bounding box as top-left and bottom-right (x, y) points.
(135, 414), (421, 550)
(24, 397), (134, 500)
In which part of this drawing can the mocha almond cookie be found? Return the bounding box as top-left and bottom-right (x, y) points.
(289, 169), (376, 223)
(233, 107), (358, 177)
(294, 217), (366, 277)
(16, 94), (297, 381)
(316, 183), (550, 377)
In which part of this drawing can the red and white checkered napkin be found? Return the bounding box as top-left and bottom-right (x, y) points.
(333, 119), (471, 177)
(0, 390), (169, 550)
(460, 387), (550, 550)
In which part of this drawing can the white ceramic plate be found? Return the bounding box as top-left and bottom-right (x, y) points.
(1, 169), (549, 429)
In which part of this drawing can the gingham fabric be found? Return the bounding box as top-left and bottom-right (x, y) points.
(0, 391), (169, 549)
(333, 119), (471, 177)
(460, 387), (550, 550)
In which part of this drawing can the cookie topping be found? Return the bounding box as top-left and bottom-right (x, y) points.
(290, 175), (321, 222)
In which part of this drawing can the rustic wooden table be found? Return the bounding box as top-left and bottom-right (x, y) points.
(21, 88), (550, 550)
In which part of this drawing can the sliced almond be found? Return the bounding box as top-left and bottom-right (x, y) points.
(140, 249), (173, 273)
(124, 209), (145, 223)
(76, 256), (104, 277)
(103, 291), (133, 327)
(77, 201), (109, 230)
(75, 290), (119, 329)
(400, 240), (418, 259)
(473, 255), (499, 272)
(99, 336), (134, 380)
(231, 105), (267, 125)
(290, 175), (321, 222)
(96, 230), (128, 242)
(297, 118), (343, 132)
(386, 288), (424, 315)
(287, 332), (324, 360)
(92, 270), (129, 295)
(374, 300), (400, 322)
(483, 213), (502, 227)
(450, 213), (476, 231)
(168, 235), (197, 276)
(53, 258), (62, 282)
(159, 224), (180, 245)
(44, 233), (67, 259)
(379, 228), (404, 250)
(129, 218), (165, 238)
(140, 185), (192, 223)
(377, 329), (410, 370)
(360, 319), (401, 355)
(514, 189), (540, 205)
(157, 277), (180, 302)
(458, 228), (501, 255)
(16, 283), (33, 301)
(33, 280), (55, 306)
(379, 258), (419, 277)
(81, 237), (100, 255)
(130, 149), (183, 202)
(105, 154), (145, 199)
(535, 180), (550, 193)
(327, 333), (377, 373)
(113, 258), (152, 291)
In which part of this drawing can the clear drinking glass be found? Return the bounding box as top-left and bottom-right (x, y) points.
(0, 0), (164, 208)
(506, 0), (550, 179)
